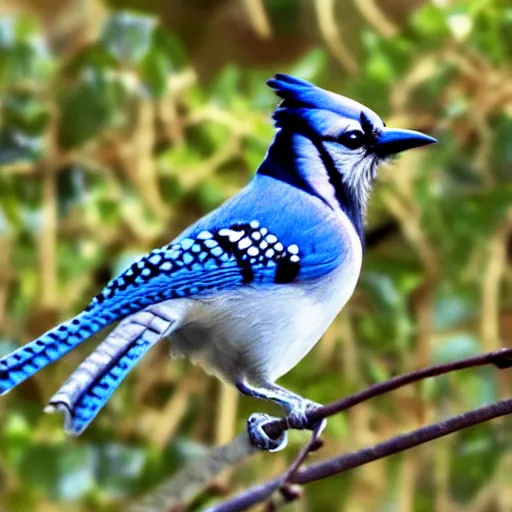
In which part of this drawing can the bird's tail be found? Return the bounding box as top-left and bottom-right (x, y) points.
(46, 308), (175, 435)
(0, 309), (112, 396)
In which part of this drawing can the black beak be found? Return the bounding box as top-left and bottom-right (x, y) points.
(374, 127), (437, 157)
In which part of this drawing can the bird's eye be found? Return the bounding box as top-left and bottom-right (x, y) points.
(339, 130), (365, 150)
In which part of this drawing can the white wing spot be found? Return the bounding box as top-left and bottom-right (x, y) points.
(288, 244), (299, 255)
(204, 239), (218, 249)
(228, 230), (244, 243)
(238, 237), (251, 250)
(181, 238), (194, 250)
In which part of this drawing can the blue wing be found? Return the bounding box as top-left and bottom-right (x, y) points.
(0, 173), (353, 397)
(0, 217), (313, 395)
(86, 220), (304, 315)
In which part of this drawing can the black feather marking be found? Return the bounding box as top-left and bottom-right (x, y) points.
(360, 111), (374, 135)
(86, 223), (302, 319)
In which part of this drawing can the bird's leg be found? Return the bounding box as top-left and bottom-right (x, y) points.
(236, 380), (324, 452)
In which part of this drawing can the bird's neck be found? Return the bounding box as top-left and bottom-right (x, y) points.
(257, 130), (367, 242)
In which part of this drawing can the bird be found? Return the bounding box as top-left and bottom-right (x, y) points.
(0, 74), (436, 451)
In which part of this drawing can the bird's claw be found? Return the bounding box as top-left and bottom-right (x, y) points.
(286, 399), (322, 430)
(247, 412), (288, 452)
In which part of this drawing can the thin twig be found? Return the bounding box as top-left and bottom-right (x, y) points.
(264, 419), (327, 508)
(210, 398), (512, 511)
(280, 419), (326, 486)
(243, 0), (272, 39)
(481, 211), (512, 352)
(352, 0), (398, 38)
(314, 0), (358, 74)
(39, 104), (60, 309)
(262, 348), (512, 439)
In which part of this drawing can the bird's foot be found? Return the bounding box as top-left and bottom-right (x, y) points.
(247, 413), (288, 452)
(284, 398), (323, 430)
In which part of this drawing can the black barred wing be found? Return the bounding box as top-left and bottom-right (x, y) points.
(86, 221), (302, 321)
(0, 221), (302, 396)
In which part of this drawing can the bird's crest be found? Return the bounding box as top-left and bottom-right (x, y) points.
(267, 74), (381, 128)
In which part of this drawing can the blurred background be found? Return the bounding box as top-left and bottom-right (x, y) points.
(0, 0), (511, 510)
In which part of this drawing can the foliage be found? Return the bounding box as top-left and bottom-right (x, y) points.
(0, 0), (511, 510)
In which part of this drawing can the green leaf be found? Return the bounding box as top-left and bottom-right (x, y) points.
(94, 443), (146, 497)
(19, 444), (95, 500)
(434, 334), (480, 364)
(411, 3), (450, 41)
(457, 369), (498, 409)
(450, 424), (504, 502)
(152, 29), (188, 70)
(100, 11), (157, 65)
(491, 114), (512, 182)
(56, 165), (86, 216)
(2, 91), (50, 134)
(0, 412), (33, 468)
(0, 17), (54, 88)
(0, 127), (43, 165)
(139, 45), (172, 98)
(434, 291), (474, 330)
(195, 181), (226, 210)
(209, 65), (241, 107)
(58, 68), (129, 149)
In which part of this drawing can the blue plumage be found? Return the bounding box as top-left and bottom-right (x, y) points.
(0, 75), (436, 449)
(267, 74), (381, 126)
(1, 221), (303, 396)
(0, 309), (112, 395)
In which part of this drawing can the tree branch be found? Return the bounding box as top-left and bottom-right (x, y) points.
(262, 347), (512, 440)
(210, 398), (512, 511)
(132, 348), (512, 511)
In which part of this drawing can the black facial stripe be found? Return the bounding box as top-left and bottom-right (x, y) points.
(310, 134), (366, 243)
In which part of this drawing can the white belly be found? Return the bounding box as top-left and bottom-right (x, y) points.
(168, 221), (362, 385)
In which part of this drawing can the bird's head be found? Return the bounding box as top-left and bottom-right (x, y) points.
(262, 74), (436, 239)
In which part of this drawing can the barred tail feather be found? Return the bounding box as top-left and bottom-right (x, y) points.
(46, 307), (176, 435)
(0, 309), (111, 396)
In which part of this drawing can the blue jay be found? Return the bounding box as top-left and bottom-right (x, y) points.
(0, 75), (436, 451)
